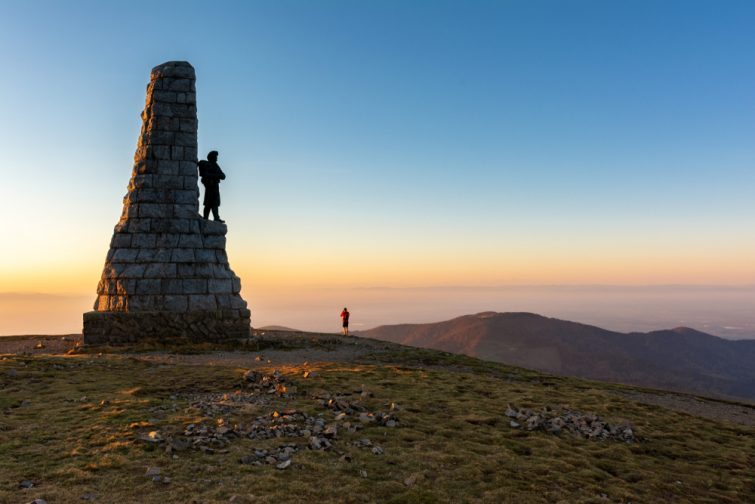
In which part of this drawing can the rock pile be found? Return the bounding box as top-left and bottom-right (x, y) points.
(134, 370), (401, 469)
(83, 61), (250, 344)
(505, 405), (637, 442)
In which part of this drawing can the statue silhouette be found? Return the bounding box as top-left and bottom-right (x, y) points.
(197, 150), (226, 223)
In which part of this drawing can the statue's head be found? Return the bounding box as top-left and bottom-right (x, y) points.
(208, 150), (219, 162)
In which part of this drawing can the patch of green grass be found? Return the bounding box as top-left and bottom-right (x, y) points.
(0, 351), (753, 503)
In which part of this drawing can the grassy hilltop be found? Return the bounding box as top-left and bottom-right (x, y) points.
(1, 331), (753, 503)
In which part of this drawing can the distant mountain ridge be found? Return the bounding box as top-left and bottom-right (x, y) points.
(360, 312), (755, 401)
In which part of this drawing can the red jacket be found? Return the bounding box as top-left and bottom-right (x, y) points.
(340, 310), (350, 322)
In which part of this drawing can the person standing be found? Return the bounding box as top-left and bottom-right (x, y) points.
(340, 307), (350, 336)
(197, 150), (226, 223)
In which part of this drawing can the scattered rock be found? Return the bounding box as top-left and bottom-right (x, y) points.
(145, 467), (161, 477)
(276, 459), (291, 470)
(505, 405), (637, 442)
(80, 493), (97, 501)
(19, 479), (34, 489)
(404, 473), (418, 487)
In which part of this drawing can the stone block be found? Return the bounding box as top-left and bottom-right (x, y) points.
(212, 264), (233, 278)
(200, 219), (227, 235)
(130, 174), (154, 190)
(112, 248), (139, 262)
(194, 249), (217, 263)
(153, 90), (177, 103)
(133, 145), (149, 162)
(136, 279), (162, 295)
(216, 250), (229, 264)
(120, 204), (138, 219)
(134, 159), (159, 175)
(194, 264), (213, 278)
(156, 234), (180, 248)
(111, 233), (132, 248)
(179, 118), (197, 132)
(178, 233), (202, 248)
(151, 101), (175, 117)
(121, 264), (147, 278)
(143, 130), (174, 146)
(209, 279), (232, 294)
(183, 146), (198, 160)
(97, 279), (114, 295)
(129, 295), (163, 311)
(115, 279), (137, 295)
(139, 204), (173, 219)
(154, 175), (185, 189)
(158, 160), (180, 175)
(134, 248), (156, 262)
(174, 189), (198, 205)
(132, 188), (160, 203)
(175, 132), (195, 147)
(96, 295), (111, 311)
(128, 219), (151, 233)
(188, 294), (217, 311)
(179, 161), (198, 176)
(230, 296), (247, 309)
(171, 146), (184, 160)
(204, 235), (226, 249)
(111, 296), (128, 311)
(216, 295), (233, 309)
(174, 203), (198, 218)
(232, 277), (241, 294)
(183, 279), (207, 294)
(153, 116), (180, 132)
(177, 264), (195, 276)
(166, 78), (192, 92)
(176, 219), (194, 234)
(150, 218), (189, 234)
(164, 295), (188, 312)
(161, 279), (183, 294)
(137, 248), (171, 262)
(150, 145), (172, 160)
(171, 248), (195, 262)
(183, 176), (198, 189)
(102, 263), (125, 278)
(144, 263), (177, 278)
(151, 62), (196, 80)
(131, 234), (157, 248)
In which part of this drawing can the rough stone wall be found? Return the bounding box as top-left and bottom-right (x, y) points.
(83, 61), (250, 343)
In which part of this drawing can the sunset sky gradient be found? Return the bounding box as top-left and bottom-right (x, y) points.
(1, 1), (754, 334)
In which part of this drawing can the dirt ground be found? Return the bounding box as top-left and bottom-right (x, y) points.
(2, 333), (753, 426)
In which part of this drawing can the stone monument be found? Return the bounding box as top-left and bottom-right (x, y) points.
(83, 61), (251, 344)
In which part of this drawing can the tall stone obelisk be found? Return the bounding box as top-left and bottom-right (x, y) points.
(83, 61), (251, 343)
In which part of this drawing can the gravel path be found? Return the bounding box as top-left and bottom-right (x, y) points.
(616, 390), (755, 426)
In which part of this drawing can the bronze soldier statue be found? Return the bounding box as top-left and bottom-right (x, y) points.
(197, 150), (226, 223)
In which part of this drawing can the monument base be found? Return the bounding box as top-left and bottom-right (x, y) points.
(83, 309), (251, 344)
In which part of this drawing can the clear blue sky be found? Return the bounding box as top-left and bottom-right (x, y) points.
(1, 0), (754, 297)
